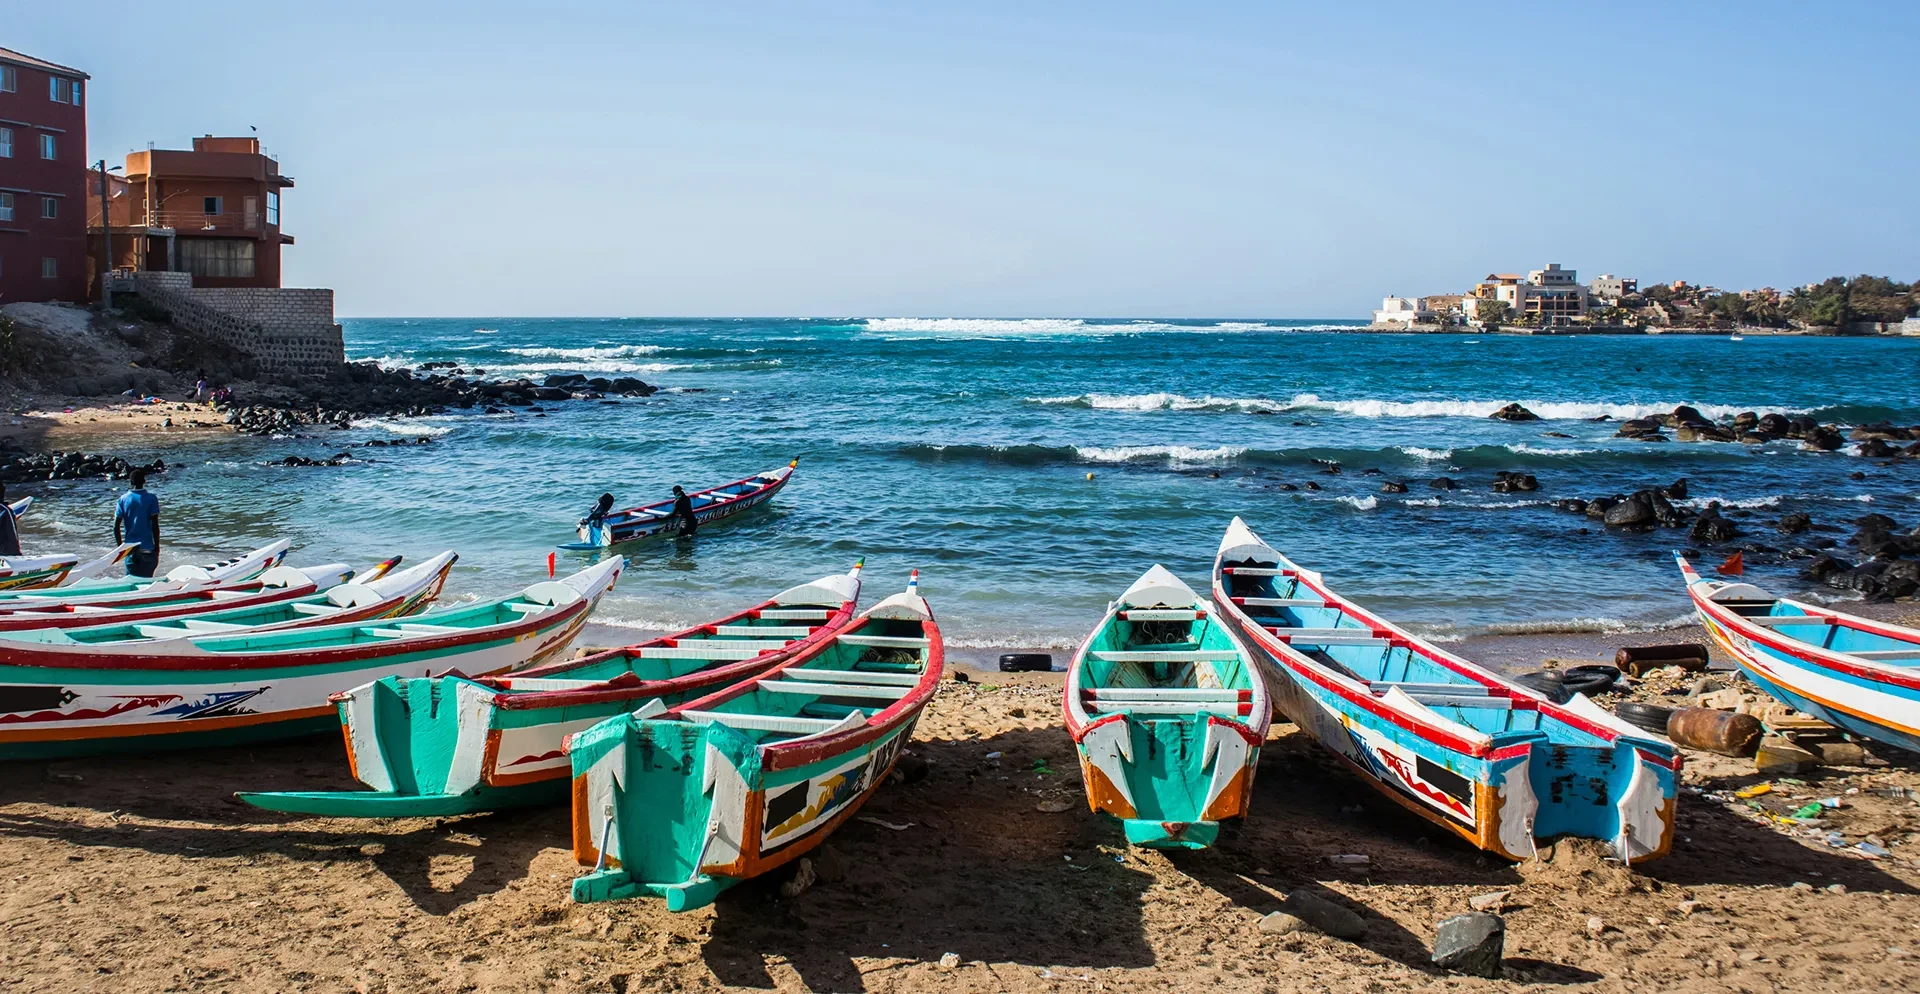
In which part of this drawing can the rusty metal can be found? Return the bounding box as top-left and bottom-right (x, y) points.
(1666, 706), (1763, 757)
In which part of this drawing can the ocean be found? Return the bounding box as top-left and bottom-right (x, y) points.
(22, 318), (1920, 654)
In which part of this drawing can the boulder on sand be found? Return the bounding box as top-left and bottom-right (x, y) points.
(1432, 912), (1504, 978)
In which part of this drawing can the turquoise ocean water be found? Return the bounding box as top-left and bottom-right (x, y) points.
(17, 318), (1920, 652)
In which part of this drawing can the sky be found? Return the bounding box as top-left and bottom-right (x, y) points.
(13, 2), (1919, 318)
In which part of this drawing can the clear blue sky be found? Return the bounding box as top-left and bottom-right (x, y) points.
(15, 2), (1918, 318)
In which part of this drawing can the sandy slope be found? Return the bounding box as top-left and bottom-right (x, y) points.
(4, 658), (1920, 994)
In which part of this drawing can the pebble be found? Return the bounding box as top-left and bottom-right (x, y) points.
(1431, 912), (1504, 978)
(1468, 890), (1509, 912)
(1790, 882), (1815, 893)
(779, 858), (817, 899)
(1035, 799), (1073, 814)
(1585, 916), (1607, 938)
(937, 952), (960, 971)
(1825, 883), (1848, 895)
(1258, 912), (1307, 936)
(1282, 890), (1368, 941)
(1676, 900), (1702, 916)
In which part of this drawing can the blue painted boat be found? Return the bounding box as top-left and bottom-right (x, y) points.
(1679, 554), (1920, 753)
(1212, 517), (1680, 862)
(559, 461), (796, 550)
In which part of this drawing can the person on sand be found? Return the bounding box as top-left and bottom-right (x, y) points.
(192, 374), (207, 402)
(114, 469), (161, 577)
(0, 483), (20, 557)
(669, 485), (697, 537)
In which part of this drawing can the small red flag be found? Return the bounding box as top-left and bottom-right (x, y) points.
(547, 552), (557, 578)
(1716, 551), (1744, 576)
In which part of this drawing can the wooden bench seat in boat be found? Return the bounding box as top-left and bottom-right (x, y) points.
(632, 645), (778, 660)
(1089, 649), (1240, 663)
(835, 634), (931, 649)
(1264, 627), (1388, 646)
(757, 608), (832, 620)
(1082, 700), (1252, 716)
(1219, 567), (1295, 577)
(711, 624), (815, 638)
(1119, 609), (1205, 621)
(1083, 687), (1249, 702)
(678, 709), (865, 738)
(290, 603), (337, 616)
(1744, 615), (1838, 627)
(757, 679), (912, 701)
(784, 667), (921, 686)
(1233, 597), (1329, 608)
(1849, 649), (1920, 660)
(496, 676), (614, 691)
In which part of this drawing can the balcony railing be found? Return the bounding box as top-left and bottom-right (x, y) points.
(120, 209), (266, 233)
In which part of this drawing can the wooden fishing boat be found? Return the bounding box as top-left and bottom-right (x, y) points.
(0, 557), (621, 759)
(1679, 555), (1920, 753)
(559, 460), (797, 550)
(238, 563), (866, 817)
(0, 553), (449, 647)
(1211, 517), (1680, 862)
(1063, 565), (1269, 849)
(0, 557), (401, 633)
(8, 497), (30, 519)
(568, 571), (940, 910)
(0, 539), (293, 602)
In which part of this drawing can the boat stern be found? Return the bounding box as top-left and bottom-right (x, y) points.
(1532, 696), (1680, 862)
(338, 674), (500, 799)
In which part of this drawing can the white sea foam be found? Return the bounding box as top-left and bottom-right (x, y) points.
(1402, 497), (1442, 506)
(1032, 393), (1289, 412)
(502, 344), (668, 359)
(472, 328), (500, 334)
(357, 417), (452, 437)
(488, 360), (692, 375)
(1073, 444), (1245, 464)
(867, 318), (1362, 337)
(1337, 495), (1380, 510)
(1398, 446), (1454, 461)
(1505, 443), (1597, 456)
(1031, 391), (1809, 421)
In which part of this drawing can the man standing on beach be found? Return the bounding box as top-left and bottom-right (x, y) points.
(670, 485), (698, 537)
(0, 483), (20, 557)
(114, 470), (161, 577)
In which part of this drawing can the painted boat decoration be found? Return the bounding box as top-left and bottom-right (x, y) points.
(8, 497), (30, 519)
(568, 570), (941, 910)
(0, 552), (86, 592)
(1679, 554), (1920, 752)
(0, 539), (294, 602)
(0, 553), (452, 648)
(1063, 565), (1269, 849)
(559, 460), (797, 550)
(1211, 517), (1680, 862)
(0, 552), (372, 620)
(0, 557), (622, 760)
(0, 558), (372, 632)
(238, 562), (866, 817)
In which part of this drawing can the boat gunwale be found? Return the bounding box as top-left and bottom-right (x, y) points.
(1060, 585), (1271, 744)
(0, 578), (325, 631)
(1678, 555), (1920, 692)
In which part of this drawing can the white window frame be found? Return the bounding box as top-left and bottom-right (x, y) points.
(0, 128), (10, 159)
(203, 196), (223, 216)
(40, 257), (57, 279)
(0, 192), (13, 223)
(38, 133), (55, 160)
(41, 197), (57, 220)
(71, 80), (81, 106)
(266, 191), (280, 226)
(0, 67), (15, 93)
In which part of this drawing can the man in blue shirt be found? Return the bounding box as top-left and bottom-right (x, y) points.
(114, 469), (162, 577)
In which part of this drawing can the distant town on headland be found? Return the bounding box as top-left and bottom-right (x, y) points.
(1372, 265), (1920, 336)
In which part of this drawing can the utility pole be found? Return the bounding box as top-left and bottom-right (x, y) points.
(97, 159), (114, 309)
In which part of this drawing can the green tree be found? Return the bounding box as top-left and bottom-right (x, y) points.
(1475, 299), (1512, 328)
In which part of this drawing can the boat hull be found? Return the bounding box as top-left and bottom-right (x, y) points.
(560, 463), (794, 550)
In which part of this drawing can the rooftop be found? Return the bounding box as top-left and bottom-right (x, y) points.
(0, 46), (88, 80)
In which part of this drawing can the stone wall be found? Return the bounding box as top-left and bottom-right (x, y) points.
(125, 272), (344, 379)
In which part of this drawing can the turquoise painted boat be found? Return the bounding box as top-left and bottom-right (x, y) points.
(0, 557), (622, 760)
(568, 571), (941, 911)
(0, 559), (376, 632)
(1063, 565), (1270, 849)
(559, 461), (796, 550)
(1211, 517), (1680, 862)
(237, 563), (866, 817)
(0, 539), (293, 603)
(0, 552), (452, 648)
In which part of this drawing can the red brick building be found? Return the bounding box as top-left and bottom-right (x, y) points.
(0, 47), (89, 304)
(90, 136), (295, 289)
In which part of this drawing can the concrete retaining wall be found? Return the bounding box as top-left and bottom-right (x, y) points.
(126, 272), (344, 379)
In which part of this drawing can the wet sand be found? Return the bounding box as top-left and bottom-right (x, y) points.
(5, 628), (1920, 993)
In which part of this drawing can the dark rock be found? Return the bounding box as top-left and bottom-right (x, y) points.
(1660, 478), (1689, 500)
(1860, 439), (1901, 458)
(1280, 890), (1368, 941)
(1615, 417), (1663, 438)
(1491, 472), (1538, 493)
(1777, 512), (1812, 534)
(1275, 483), (1298, 491)
(1552, 498), (1589, 514)
(1803, 554), (1843, 580)
(1857, 514), (1898, 532)
(1380, 481), (1408, 494)
(1603, 494), (1655, 527)
(1756, 413), (1791, 437)
(1785, 416), (1818, 440)
(1586, 496), (1618, 519)
(1432, 912), (1504, 978)
(1802, 426), (1845, 452)
(1665, 404), (1709, 427)
(1689, 504), (1740, 543)
(1488, 403), (1541, 422)
(1429, 477), (1458, 491)
(1304, 481), (1321, 491)
(543, 373), (590, 389)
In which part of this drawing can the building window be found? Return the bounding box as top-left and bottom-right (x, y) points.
(0, 192), (12, 222)
(177, 238), (255, 279)
(40, 197), (57, 219)
(39, 134), (55, 160)
(0, 128), (10, 158)
(50, 77), (79, 104)
(0, 67), (13, 93)
(41, 257), (57, 279)
(266, 191), (279, 226)
(203, 196), (222, 216)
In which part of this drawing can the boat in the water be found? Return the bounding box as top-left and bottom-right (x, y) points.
(0, 557), (621, 759)
(1211, 517), (1679, 862)
(559, 460), (797, 550)
(0, 553), (450, 647)
(0, 539), (293, 602)
(1679, 554), (1920, 752)
(1063, 565), (1269, 849)
(0, 558), (376, 632)
(568, 571), (940, 910)
(238, 562), (867, 817)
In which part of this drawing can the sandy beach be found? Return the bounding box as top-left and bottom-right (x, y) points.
(5, 617), (1920, 994)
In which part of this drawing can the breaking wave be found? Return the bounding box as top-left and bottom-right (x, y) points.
(1028, 392), (1811, 421)
(356, 417), (452, 437)
(502, 344), (668, 360)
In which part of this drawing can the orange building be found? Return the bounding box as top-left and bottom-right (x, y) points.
(89, 135), (294, 289)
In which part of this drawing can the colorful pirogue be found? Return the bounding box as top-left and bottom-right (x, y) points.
(0, 558), (374, 632)
(1679, 554), (1920, 753)
(238, 563), (866, 817)
(568, 571), (940, 910)
(0, 557), (621, 759)
(0, 553), (445, 645)
(1211, 518), (1679, 862)
(1063, 565), (1269, 849)
(559, 460), (797, 550)
(0, 539), (292, 603)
